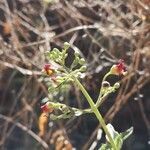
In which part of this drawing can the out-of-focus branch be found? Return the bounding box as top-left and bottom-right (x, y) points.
(0, 61), (41, 75)
(0, 114), (49, 150)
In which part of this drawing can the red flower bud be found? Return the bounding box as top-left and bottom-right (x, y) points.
(40, 102), (54, 113)
(43, 64), (54, 76)
(40, 104), (49, 113)
(110, 59), (127, 76)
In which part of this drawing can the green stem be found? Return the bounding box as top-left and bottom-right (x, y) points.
(73, 77), (117, 150)
(96, 72), (110, 107)
(96, 93), (109, 108)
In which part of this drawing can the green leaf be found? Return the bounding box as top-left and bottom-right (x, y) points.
(121, 127), (133, 140)
(99, 143), (111, 150)
(104, 124), (133, 150)
(106, 124), (119, 142)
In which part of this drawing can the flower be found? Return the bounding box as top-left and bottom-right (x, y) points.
(110, 59), (127, 76)
(40, 104), (49, 113)
(43, 64), (54, 76)
(40, 102), (54, 113)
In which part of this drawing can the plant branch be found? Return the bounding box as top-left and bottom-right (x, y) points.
(96, 72), (111, 107)
(73, 76), (117, 150)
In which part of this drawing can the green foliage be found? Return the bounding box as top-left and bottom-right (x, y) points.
(100, 124), (133, 150)
(42, 43), (89, 119)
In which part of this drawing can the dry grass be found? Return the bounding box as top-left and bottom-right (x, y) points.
(0, 0), (150, 149)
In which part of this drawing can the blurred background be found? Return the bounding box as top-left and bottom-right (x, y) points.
(0, 0), (150, 150)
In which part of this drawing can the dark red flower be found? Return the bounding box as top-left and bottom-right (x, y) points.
(43, 64), (54, 76)
(110, 59), (127, 75)
(116, 59), (126, 72)
(44, 64), (51, 71)
(40, 104), (49, 113)
(40, 102), (54, 113)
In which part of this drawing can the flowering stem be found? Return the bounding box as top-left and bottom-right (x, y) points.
(73, 76), (117, 150)
(96, 72), (110, 107)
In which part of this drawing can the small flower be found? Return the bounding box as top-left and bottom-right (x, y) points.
(40, 102), (54, 113)
(43, 64), (54, 76)
(40, 104), (49, 113)
(110, 59), (127, 76)
(43, 64), (58, 83)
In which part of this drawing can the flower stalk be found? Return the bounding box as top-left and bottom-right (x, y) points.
(96, 72), (110, 107)
(73, 76), (117, 150)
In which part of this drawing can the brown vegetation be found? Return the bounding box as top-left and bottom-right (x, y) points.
(0, 0), (150, 149)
